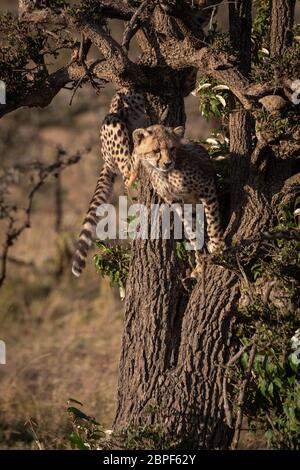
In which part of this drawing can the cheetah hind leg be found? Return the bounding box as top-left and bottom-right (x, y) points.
(175, 206), (204, 279)
(124, 171), (140, 205)
(181, 215), (204, 279)
(125, 170), (139, 191)
(190, 250), (204, 279)
(125, 158), (141, 196)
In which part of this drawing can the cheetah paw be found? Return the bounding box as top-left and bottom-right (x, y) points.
(190, 265), (203, 279)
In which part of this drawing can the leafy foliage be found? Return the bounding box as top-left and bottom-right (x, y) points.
(252, 0), (271, 64)
(67, 399), (105, 450)
(209, 32), (233, 53)
(94, 242), (131, 299)
(232, 204), (300, 449)
(69, 0), (108, 24)
(253, 24), (300, 83)
(67, 400), (179, 450)
(176, 241), (193, 268)
(193, 77), (229, 120)
(0, 13), (72, 97)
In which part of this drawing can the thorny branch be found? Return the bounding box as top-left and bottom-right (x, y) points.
(0, 149), (81, 289)
(222, 341), (255, 428)
(215, 229), (300, 262)
(222, 316), (264, 448)
(1, 0), (297, 119)
(222, 318), (264, 431)
(231, 340), (258, 449)
(78, 20), (146, 86)
(122, 0), (153, 49)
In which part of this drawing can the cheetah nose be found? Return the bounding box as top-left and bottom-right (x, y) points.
(164, 161), (173, 169)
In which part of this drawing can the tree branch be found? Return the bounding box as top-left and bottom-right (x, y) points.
(19, 0), (135, 21)
(0, 60), (112, 118)
(211, 228), (300, 270)
(222, 341), (255, 428)
(231, 340), (258, 449)
(78, 21), (146, 86)
(0, 151), (81, 289)
(3, 0), (296, 119)
(122, 0), (153, 49)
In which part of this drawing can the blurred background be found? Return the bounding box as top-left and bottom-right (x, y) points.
(0, 0), (299, 450)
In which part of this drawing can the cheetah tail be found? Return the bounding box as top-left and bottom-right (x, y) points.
(72, 164), (116, 277)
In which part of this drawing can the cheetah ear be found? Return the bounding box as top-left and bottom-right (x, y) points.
(172, 126), (185, 139)
(133, 128), (148, 145)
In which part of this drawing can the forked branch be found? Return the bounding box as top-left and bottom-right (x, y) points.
(0, 150), (81, 288)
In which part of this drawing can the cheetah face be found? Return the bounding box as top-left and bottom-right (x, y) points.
(133, 125), (184, 173)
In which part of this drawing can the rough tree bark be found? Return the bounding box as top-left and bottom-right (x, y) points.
(270, 0), (296, 57)
(113, 0), (298, 449)
(113, 2), (248, 449)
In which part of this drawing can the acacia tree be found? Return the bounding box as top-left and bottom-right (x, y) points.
(1, 0), (299, 449)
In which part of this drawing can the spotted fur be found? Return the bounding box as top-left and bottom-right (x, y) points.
(129, 124), (224, 276)
(72, 89), (149, 277)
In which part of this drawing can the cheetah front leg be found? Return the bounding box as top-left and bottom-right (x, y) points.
(125, 152), (141, 192)
(202, 196), (224, 254)
(125, 165), (140, 190)
(188, 190), (224, 278)
(183, 215), (204, 279)
(173, 205), (203, 278)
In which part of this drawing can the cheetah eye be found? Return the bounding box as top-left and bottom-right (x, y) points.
(154, 148), (160, 154)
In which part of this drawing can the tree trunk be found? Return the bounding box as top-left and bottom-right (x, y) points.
(113, 0), (297, 449)
(113, 2), (251, 450)
(270, 0), (296, 57)
(113, 78), (245, 451)
(113, 83), (190, 433)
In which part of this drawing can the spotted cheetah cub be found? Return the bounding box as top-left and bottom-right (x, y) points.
(72, 89), (149, 277)
(128, 125), (224, 276)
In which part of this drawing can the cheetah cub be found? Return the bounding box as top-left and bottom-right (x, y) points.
(128, 124), (224, 276)
(72, 89), (149, 277)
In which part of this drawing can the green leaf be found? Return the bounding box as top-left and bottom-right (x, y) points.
(283, 404), (296, 420)
(273, 377), (283, 389)
(68, 398), (84, 407)
(259, 379), (267, 397)
(288, 375), (296, 385)
(265, 359), (275, 376)
(69, 432), (89, 450)
(294, 196), (300, 209)
(251, 262), (262, 280)
(289, 352), (300, 373)
(67, 407), (99, 425)
(265, 429), (274, 445)
(268, 382), (274, 398)
(241, 352), (249, 370)
(67, 406), (90, 420)
(210, 100), (221, 117)
(253, 354), (265, 372)
(95, 240), (106, 249)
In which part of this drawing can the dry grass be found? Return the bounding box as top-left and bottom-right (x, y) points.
(0, 86), (125, 449)
(0, 255), (123, 449)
